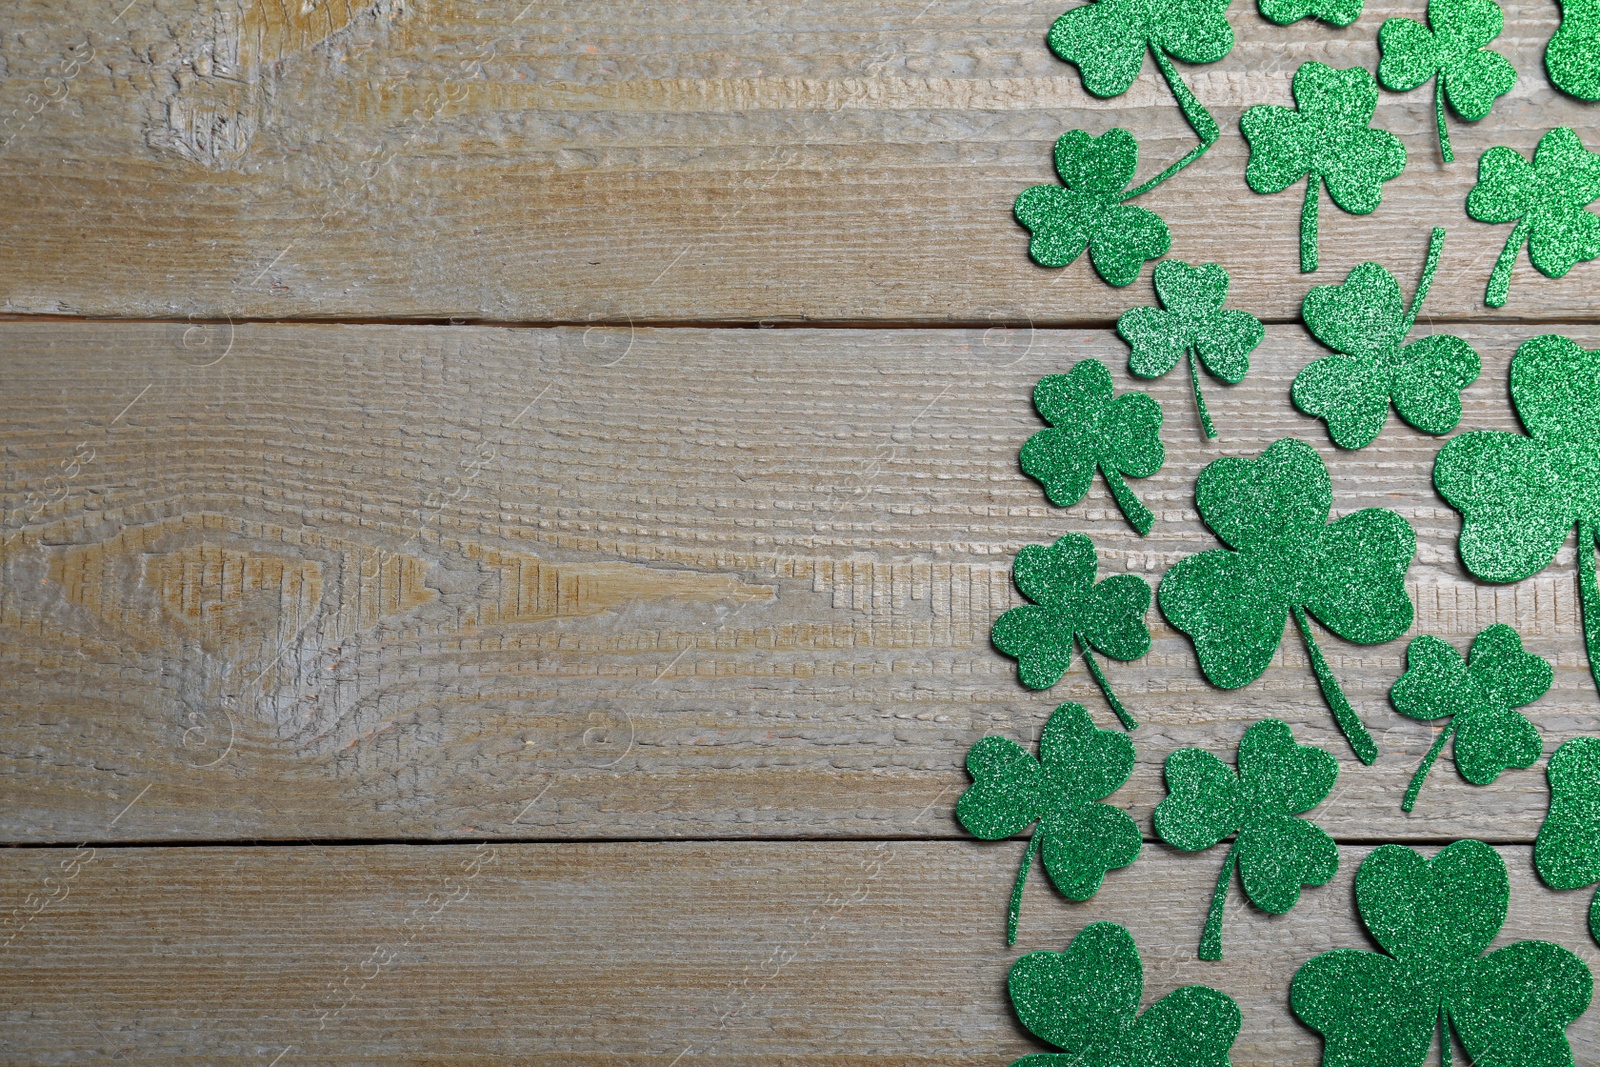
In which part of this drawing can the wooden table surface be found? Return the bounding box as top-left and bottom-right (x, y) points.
(1, 1), (1596, 1063)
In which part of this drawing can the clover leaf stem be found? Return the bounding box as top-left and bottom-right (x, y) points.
(1121, 48), (1221, 201)
(1198, 837), (1240, 961)
(1101, 466), (1155, 535)
(1435, 77), (1454, 165)
(1007, 831), (1044, 946)
(1485, 216), (1531, 308)
(1079, 640), (1138, 730)
(1579, 520), (1600, 697)
(1187, 348), (1217, 440)
(1402, 227), (1447, 335)
(1301, 175), (1321, 273)
(1292, 606), (1379, 764)
(1441, 1007), (1455, 1067)
(1401, 716), (1457, 812)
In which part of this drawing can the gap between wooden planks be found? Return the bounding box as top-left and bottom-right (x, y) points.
(2, 321), (1597, 846)
(0, 0), (1596, 323)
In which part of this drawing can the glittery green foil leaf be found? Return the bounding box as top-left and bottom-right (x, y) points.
(993, 534), (1153, 729)
(1547, 0), (1600, 101)
(1119, 260), (1264, 440)
(1294, 228), (1480, 450)
(1390, 624), (1551, 812)
(1536, 737), (1600, 945)
(1433, 335), (1600, 700)
(957, 702), (1142, 944)
(1158, 438), (1415, 764)
(1020, 359), (1165, 535)
(1466, 127), (1600, 307)
(1015, 130), (1174, 286)
(1008, 922), (1242, 1067)
(1378, 0), (1516, 163)
(1292, 840), (1593, 1067)
(1241, 62), (1408, 272)
(1047, 0), (1227, 192)
(1155, 719), (1339, 960)
(1259, 0), (1364, 27)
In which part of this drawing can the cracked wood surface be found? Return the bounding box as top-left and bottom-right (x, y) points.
(0, 0), (1596, 323)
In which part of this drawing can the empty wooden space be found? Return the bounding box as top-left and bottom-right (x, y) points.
(1, 0), (1597, 1063)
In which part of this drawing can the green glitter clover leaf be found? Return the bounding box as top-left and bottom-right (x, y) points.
(1015, 129), (1173, 286)
(1292, 839), (1594, 1067)
(1118, 260), (1264, 440)
(1259, 0), (1364, 27)
(1020, 359), (1165, 535)
(1547, 0), (1600, 101)
(1047, 0), (1228, 192)
(1241, 62), (1408, 273)
(1158, 437), (1416, 765)
(1466, 127), (1600, 307)
(1536, 737), (1600, 945)
(1434, 335), (1600, 700)
(957, 701), (1141, 945)
(1007, 921), (1241, 1067)
(1154, 719), (1339, 961)
(1390, 624), (1552, 813)
(1377, 0), (1517, 164)
(992, 534), (1153, 730)
(1293, 227), (1481, 450)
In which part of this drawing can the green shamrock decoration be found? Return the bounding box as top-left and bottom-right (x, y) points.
(1466, 127), (1600, 307)
(1535, 737), (1600, 945)
(1118, 260), (1264, 440)
(957, 701), (1141, 945)
(1241, 62), (1408, 273)
(1158, 437), (1416, 765)
(1007, 922), (1241, 1067)
(1259, 0), (1364, 27)
(1155, 719), (1339, 961)
(1292, 840), (1593, 1067)
(1434, 335), (1600, 699)
(1015, 130), (1173, 286)
(1377, 0), (1516, 164)
(1390, 624), (1552, 813)
(1292, 227), (1481, 450)
(1020, 359), (1165, 535)
(1547, 0), (1600, 101)
(992, 534), (1153, 730)
(1047, 0), (1228, 191)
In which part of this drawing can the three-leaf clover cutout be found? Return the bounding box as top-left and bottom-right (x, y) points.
(1467, 127), (1600, 307)
(1158, 437), (1416, 764)
(1390, 624), (1552, 813)
(1155, 719), (1339, 961)
(992, 534), (1153, 730)
(1547, 0), (1600, 101)
(1536, 737), (1600, 945)
(1118, 260), (1264, 440)
(1047, 0), (1228, 189)
(1015, 130), (1173, 286)
(1434, 334), (1600, 699)
(1242, 62), (1408, 272)
(1259, 0), (1364, 27)
(1378, 0), (1516, 164)
(1292, 227), (1481, 450)
(1292, 840), (1594, 1067)
(956, 701), (1141, 944)
(1007, 922), (1241, 1067)
(1020, 358), (1165, 535)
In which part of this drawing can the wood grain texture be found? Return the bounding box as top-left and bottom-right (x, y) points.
(1, 841), (1596, 1064)
(3, 321), (1597, 844)
(0, 0), (1596, 324)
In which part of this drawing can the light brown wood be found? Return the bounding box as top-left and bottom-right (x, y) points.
(1, 841), (1596, 1063)
(0, 0), (1595, 324)
(3, 321), (1597, 844)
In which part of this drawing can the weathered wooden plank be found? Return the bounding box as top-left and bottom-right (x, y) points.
(1, 841), (1596, 1064)
(0, 1), (1594, 323)
(2, 322), (1597, 844)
